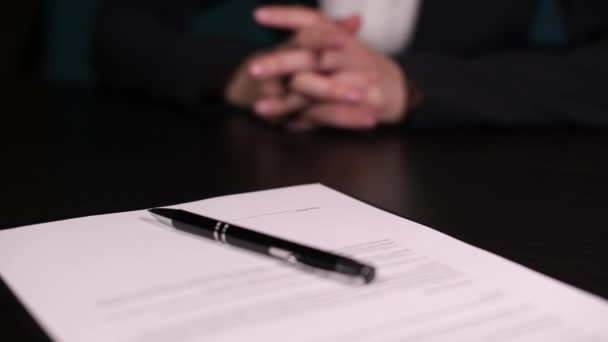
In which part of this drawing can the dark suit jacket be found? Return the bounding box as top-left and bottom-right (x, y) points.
(92, 0), (608, 126)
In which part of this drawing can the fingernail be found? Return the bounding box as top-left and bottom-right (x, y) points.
(254, 9), (271, 22)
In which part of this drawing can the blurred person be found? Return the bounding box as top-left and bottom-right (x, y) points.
(92, 1), (608, 130)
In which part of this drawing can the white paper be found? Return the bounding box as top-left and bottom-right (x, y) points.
(1, 184), (607, 342)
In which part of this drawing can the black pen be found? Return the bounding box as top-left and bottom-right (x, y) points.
(148, 208), (375, 284)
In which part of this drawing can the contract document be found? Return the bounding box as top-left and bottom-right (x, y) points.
(0, 184), (607, 342)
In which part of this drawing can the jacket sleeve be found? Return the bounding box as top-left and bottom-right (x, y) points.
(91, 0), (257, 108)
(400, 3), (608, 126)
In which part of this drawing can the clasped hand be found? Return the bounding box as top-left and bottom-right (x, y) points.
(224, 6), (409, 131)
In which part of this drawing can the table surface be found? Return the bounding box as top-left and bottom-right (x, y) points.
(2, 83), (608, 341)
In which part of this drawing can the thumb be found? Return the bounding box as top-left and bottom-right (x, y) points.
(335, 15), (361, 36)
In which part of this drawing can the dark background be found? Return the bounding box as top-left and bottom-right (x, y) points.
(1, 1), (43, 81)
(0, 0), (275, 83)
(1, 0), (564, 83)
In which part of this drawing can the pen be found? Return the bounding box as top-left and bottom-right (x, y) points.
(148, 208), (375, 284)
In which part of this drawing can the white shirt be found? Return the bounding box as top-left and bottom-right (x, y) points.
(321, 0), (421, 55)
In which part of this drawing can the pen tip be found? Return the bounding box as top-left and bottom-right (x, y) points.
(149, 208), (167, 212)
(148, 208), (175, 218)
(148, 208), (173, 225)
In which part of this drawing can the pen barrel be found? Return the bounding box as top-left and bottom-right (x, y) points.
(296, 253), (372, 279)
(224, 226), (372, 280)
(224, 226), (298, 255)
(170, 210), (220, 240)
(163, 209), (375, 283)
(173, 220), (216, 240)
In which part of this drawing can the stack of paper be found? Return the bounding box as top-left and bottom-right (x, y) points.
(1, 184), (607, 341)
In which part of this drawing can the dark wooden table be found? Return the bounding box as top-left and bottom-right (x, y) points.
(2, 83), (607, 341)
